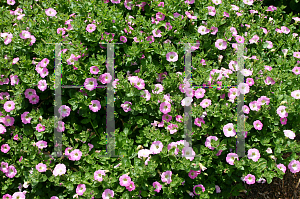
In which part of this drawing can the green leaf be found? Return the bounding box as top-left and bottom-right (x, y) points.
(121, 192), (130, 199)
(122, 158), (131, 167)
(141, 191), (148, 197)
(81, 118), (90, 124)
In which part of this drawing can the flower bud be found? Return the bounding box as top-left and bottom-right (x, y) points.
(280, 101), (287, 105)
(137, 145), (143, 150)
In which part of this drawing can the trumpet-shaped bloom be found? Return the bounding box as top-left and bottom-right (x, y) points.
(119, 174), (131, 187)
(161, 170), (172, 184)
(89, 100), (101, 112)
(245, 174), (255, 184)
(3, 101), (15, 112)
(223, 123), (236, 137)
(102, 189), (114, 199)
(247, 148), (261, 162)
(53, 163), (66, 176)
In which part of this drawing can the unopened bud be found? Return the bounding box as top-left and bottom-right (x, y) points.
(137, 145), (143, 150)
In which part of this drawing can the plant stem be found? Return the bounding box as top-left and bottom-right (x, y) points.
(89, 119), (101, 140)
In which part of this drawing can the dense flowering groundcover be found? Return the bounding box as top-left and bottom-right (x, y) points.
(1, 0), (300, 198)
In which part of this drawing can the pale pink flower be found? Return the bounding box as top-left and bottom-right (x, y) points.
(53, 163), (66, 176)
(247, 148), (260, 162)
(0, 124), (6, 134)
(36, 163), (47, 172)
(153, 181), (162, 193)
(253, 120), (263, 130)
(167, 123), (178, 134)
(161, 170), (172, 184)
(150, 141), (163, 154)
(138, 149), (151, 159)
(121, 101), (132, 112)
(57, 121), (65, 132)
(4, 101), (15, 112)
(76, 184), (86, 196)
(152, 84), (164, 94)
(36, 140), (47, 149)
(19, 30), (31, 39)
(84, 77), (98, 91)
(119, 174), (131, 187)
(86, 24), (97, 33)
(1, 144), (10, 153)
(212, 0), (222, 5)
(10, 75), (19, 85)
(276, 105), (288, 118)
(89, 100), (101, 112)
(12, 192), (25, 199)
(205, 136), (218, 150)
(38, 80), (47, 91)
(36, 123), (45, 132)
(200, 99), (211, 108)
(99, 73), (112, 84)
(215, 39), (227, 50)
(45, 8), (57, 17)
(166, 52), (178, 62)
(245, 174), (255, 184)
(58, 105), (71, 118)
(3, 115), (15, 126)
(102, 189), (114, 199)
(293, 52), (300, 59)
(226, 153), (239, 165)
(7, 0), (15, 5)
(90, 66), (99, 74)
(223, 123), (236, 137)
(134, 78), (145, 90)
(181, 97), (193, 106)
(291, 90), (300, 99)
(21, 111), (32, 124)
(94, 169), (106, 182)
(277, 163), (286, 173)
(207, 6), (216, 16)
(284, 130), (295, 139)
(160, 102), (171, 114)
(182, 147), (195, 161)
(69, 149), (82, 161)
(198, 26), (210, 35)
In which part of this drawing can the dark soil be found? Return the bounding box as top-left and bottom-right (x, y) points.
(229, 135), (300, 199)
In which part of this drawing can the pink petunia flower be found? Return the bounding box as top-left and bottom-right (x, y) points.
(86, 24), (97, 33)
(223, 123), (236, 137)
(4, 101), (15, 112)
(119, 174), (131, 187)
(247, 148), (261, 162)
(244, 174), (256, 184)
(1, 144), (10, 153)
(215, 39), (227, 50)
(89, 100), (101, 112)
(69, 149), (82, 161)
(76, 184), (86, 196)
(84, 77), (98, 91)
(102, 189), (114, 199)
(193, 184), (205, 195)
(36, 140), (47, 149)
(153, 181), (162, 193)
(226, 153), (239, 165)
(161, 170), (172, 184)
(36, 163), (47, 172)
(45, 8), (57, 17)
(53, 163), (66, 176)
(94, 169), (106, 182)
(58, 105), (71, 118)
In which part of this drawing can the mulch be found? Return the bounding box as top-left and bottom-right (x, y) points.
(229, 134), (300, 199)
